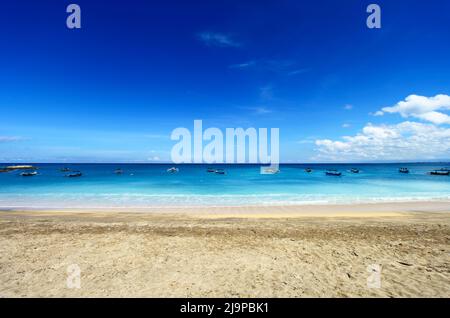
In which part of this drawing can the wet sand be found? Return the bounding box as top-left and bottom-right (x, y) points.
(0, 202), (449, 297)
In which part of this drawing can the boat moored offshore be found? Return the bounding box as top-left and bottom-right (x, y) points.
(326, 170), (342, 176)
(167, 167), (179, 173)
(429, 169), (450, 176)
(261, 167), (280, 174)
(20, 171), (38, 177)
(66, 171), (82, 178)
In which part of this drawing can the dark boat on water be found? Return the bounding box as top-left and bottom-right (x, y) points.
(325, 170), (342, 176)
(215, 169), (225, 175)
(429, 169), (450, 176)
(167, 167), (179, 173)
(21, 171), (38, 177)
(115, 168), (123, 174)
(207, 168), (216, 173)
(399, 168), (409, 174)
(305, 168), (312, 173)
(350, 168), (360, 174)
(66, 171), (82, 178)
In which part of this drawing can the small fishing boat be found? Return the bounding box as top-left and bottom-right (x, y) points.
(20, 171), (38, 177)
(261, 167), (280, 174)
(60, 167), (71, 172)
(429, 169), (450, 176)
(207, 168), (216, 173)
(215, 169), (225, 175)
(305, 168), (312, 173)
(66, 171), (82, 178)
(399, 168), (409, 174)
(326, 170), (342, 176)
(114, 168), (123, 174)
(350, 168), (360, 174)
(167, 167), (179, 173)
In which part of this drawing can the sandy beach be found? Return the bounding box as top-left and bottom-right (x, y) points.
(0, 202), (449, 298)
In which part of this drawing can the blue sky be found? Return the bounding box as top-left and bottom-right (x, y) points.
(1, 0), (449, 163)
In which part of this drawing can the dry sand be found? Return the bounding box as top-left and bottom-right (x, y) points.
(0, 202), (449, 297)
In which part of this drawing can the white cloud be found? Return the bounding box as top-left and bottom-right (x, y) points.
(375, 94), (450, 125)
(229, 59), (308, 76)
(229, 61), (256, 69)
(259, 85), (273, 101)
(238, 106), (273, 116)
(252, 107), (272, 115)
(287, 68), (309, 76)
(344, 104), (353, 110)
(297, 136), (319, 144)
(315, 121), (450, 161)
(0, 136), (24, 142)
(197, 32), (240, 47)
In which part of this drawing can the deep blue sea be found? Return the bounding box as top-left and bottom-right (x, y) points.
(0, 163), (449, 208)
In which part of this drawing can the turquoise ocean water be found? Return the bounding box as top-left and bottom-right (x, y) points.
(0, 163), (449, 208)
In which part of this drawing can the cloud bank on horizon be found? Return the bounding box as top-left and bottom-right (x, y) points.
(315, 94), (450, 161)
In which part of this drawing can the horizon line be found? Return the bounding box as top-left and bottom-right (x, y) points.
(1, 161), (449, 165)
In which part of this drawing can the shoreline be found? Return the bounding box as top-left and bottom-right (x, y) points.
(1, 200), (449, 218)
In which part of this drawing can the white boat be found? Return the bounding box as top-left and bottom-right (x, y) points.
(260, 166), (280, 174)
(20, 171), (38, 177)
(167, 167), (179, 173)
